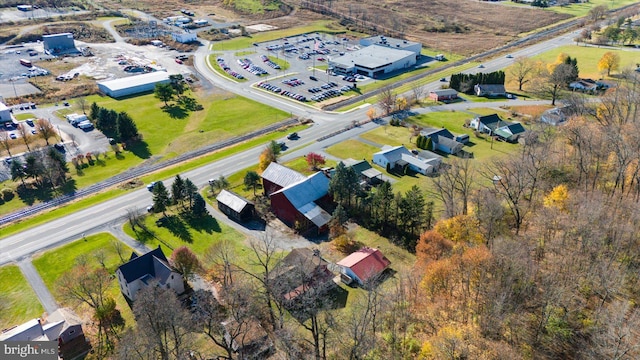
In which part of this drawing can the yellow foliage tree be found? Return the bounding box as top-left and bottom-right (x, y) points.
(366, 107), (377, 120)
(547, 52), (569, 73)
(597, 51), (620, 76)
(396, 97), (408, 112)
(433, 215), (486, 245)
(257, 147), (276, 173)
(543, 184), (569, 212)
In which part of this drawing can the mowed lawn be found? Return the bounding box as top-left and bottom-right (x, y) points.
(123, 210), (246, 257)
(529, 45), (639, 79)
(32, 233), (136, 324)
(325, 139), (381, 161)
(85, 92), (289, 158)
(0, 265), (44, 330)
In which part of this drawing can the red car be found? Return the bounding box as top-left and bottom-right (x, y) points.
(317, 57), (325, 61)
(175, 59), (183, 64)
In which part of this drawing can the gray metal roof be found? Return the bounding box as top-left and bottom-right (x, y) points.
(298, 202), (332, 227)
(430, 89), (458, 96)
(374, 145), (411, 164)
(97, 71), (170, 92)
(261, 162), (306, 189)
(329, 45), (415, 70)
(274, 172), (330, 209)
(216, 189), (252, 213)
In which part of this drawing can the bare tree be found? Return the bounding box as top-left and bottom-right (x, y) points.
(378, 86), (397, 115)
(77, 97), (88, 114)
(205, 239), (236, 289)
(533, 63), (576, 106)
(0, 131), (13, 158)
(410, 83), (426, 105)
(111, 239), (127, 263)
(125, 207), (144, 231)
(16, 124), (31, 152)
(128, 284), (194, 360)
(338, 282), (382, 359)
(430, 157), (475, 218)
(509, 57), (535, 91)
(36, 118), (56, 145)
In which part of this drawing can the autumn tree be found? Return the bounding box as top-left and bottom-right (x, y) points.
(534, 62), (577, 105)
(366, 107), (377, 121)
(510, 56), (535, 91)
(597, 51), (620, 76)
(170, 247), (201, 283)
(16, 124), (31, 152)
(306, 152), (326, 170)
(0, 131), (12, 158)
(588, 4), (607, 21)
(258, 143), (279, 173)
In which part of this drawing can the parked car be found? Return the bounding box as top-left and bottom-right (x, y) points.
(309, 76), (318, 81)
(9, 133), (17, 139)
(25, 119), (34, 126)
(54, 143), (65, 152)
(506, 54), (513, 59)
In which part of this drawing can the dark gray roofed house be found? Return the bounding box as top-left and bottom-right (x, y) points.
(421, 128), (464, 155)
(116, 246), (185, 302)
(474, 84), (507, 97)
(217, 189), (254, 222)
(340, 158), (383, 184)
(470, 114), (526, 142)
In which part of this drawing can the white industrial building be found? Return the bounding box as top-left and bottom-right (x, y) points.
(328, 35), (421, 78)
(97, 71), (170, 98)
(171, 31), (197, 43)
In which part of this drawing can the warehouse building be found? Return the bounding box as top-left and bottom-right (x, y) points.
(43, 33), (77, 55)
(0, 102), (15, 124)
(97, 71), (170, 98)
(171, 31), (197, 43)
(328, 45), (416, 78)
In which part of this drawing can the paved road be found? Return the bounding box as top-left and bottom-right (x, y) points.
(18, 258), (58, 314)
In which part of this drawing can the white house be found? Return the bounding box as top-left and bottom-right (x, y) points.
(115, 246), (184, 302)
(373, 145), (439, 175)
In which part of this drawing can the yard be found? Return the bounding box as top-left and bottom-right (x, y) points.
(324, 139), (381, 161)
(529, 45), (640, 80)
(0, 265), (44, 330)
(32, 233), (136, 324)
(548, 0), (639, 16)
(123, 210), (246, 257)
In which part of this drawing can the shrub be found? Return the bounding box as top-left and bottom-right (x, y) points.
(2, 188), (15, 202)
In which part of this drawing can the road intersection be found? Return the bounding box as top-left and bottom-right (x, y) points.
(0, 25), (586, 265)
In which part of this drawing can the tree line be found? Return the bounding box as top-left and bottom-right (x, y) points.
(89, 102), (140, 144)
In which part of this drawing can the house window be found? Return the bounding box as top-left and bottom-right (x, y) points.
(167, 283), (170, 289)
(171, 275), (174, 280)
(69, 330), (75, 335)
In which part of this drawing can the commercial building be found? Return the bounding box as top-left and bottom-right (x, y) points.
(97, 71), (170, 98)
(171, 31), (197, 43)
(328, 45), (416, 78)
(359, 35), (422, 55)
(43, 33), (76, 54)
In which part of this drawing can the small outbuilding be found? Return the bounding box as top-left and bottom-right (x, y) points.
(171, 31), (197, 43)
(0, 102), (14, 123)
(216, 189), (254, 222)
(43, 33), (77, 54)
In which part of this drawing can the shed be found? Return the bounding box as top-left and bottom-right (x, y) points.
(337, 247), (391, 286)
(0, 102), (14, 123)
(216, 189), (254, 222)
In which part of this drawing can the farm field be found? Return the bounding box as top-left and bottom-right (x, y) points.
(0, 265), (44, 330)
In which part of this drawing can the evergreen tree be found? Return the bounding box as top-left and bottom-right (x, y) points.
(243, 171), (261, 196)
(183, 178), (198, 208)
(154, 83), (175, 106)
(191, 193), (208, 217)
(171, 175), (186, 206)
(89, 102), (100, 120)
(116, 112), (139, 143)
(10, 159), (26, 186)
(152, 182), (171, 216)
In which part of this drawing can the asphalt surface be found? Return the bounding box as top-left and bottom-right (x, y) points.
(18, 258), (59, 314)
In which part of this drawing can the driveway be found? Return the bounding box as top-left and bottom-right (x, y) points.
(18, 258), (58, 314)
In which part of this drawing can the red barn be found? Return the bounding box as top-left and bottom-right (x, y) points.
(261, 162), (307, 196)
(269, 172), (332, 232)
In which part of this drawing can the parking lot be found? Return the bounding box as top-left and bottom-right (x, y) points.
(212, 32), (373, 107)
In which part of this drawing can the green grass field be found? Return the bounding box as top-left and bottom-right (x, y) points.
(325, 139), (381, 161)
(530, 45), (640, 79)
(359, 126), (415, 148)
(123, 210), (246, 256)
(14, 113), (36, 120)
(548, 0), (638, 16)
(32, 233), (136, 324)
(0, 265), (44, 330)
